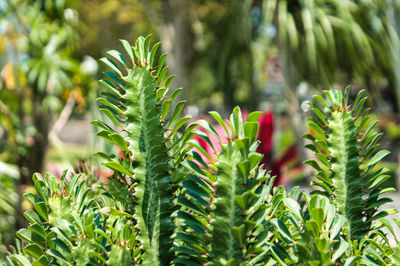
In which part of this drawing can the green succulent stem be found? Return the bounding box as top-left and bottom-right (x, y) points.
(93, 37), (190, 265)
(211, 143), (245, 263)
(306, 88), (392, 242)
(329, 111), (364, 240)
(124, 67), (173, 264)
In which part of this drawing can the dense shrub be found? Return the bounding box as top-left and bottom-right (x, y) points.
(6, 37), (400, 265)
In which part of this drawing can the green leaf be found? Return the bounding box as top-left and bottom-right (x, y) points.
(23, 244), (45, 260)
(197, 119), (221, 144)
(168, 116), (192, 138)
(246, 111), (262, 122)
(368, 175), (390, 190)
(313, 95), (331, 111)
(99, 108), (124, 129)
(160, 100), (171, 121)
(332, 237), (349, 262)
(90, 120), (116, 132)
(17, 229), (43, 247)
(32, 256), (49, 266)
(311, 107), (328, 125)
(273, 219), (293, 244)
(366, 150), (390, 167)
(231, 106), (244, 137)
(177, 197), (206, 216)
(232, 224), (245, 247)
(361, 120), (378, 142)
(99, 79), (122, 97)
(367, 197), (392, 210)
(352, 89), (366, 111)
(33, 177), (47, 202)
(310, 207), (324, 228)
(283, 198), (303, 222)
(109, 133), (129, 153)
(96, 97), (124, 114)
(167, 101), (185, 127)
(169, 88), (182, 103)
(344, 85), (351, 107)
(370, 209), (398, 221)
(244, 122), (259, 144)
(177, 212), (206, 234)
(28, 224), (47, 238)
(102, 161), (133, 176)
(24, 210), (42, 224)
(209, 111), (230, 139)
(109, 208), (131, 217)
(330, 215), (345, 240)
(24, 193), (36, 206)
(10, 254), (32, 266)
(156, 87), (168, 103)
(354, 97), (367, 118)
(248, 153), (262, 170)
(156, 53), (167, 76)
(158, 66), (169, 85)
(150, 42), (160, 68)
(120, 39), (135, 65)
(34, 202), (48, 222)
(92, 152), (112, 161)
(164, 75), (175, 88)
(100, 57), (123, 77)
(106, 50), (127, 67)
(46, 248), (68, 262)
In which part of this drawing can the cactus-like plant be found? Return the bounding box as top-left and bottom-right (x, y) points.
(304, 87), (397, 241)
(269, 87), (399, 265)
(175, 107), (283, 265)
(93, 36), (197, 265)
(5, 37), (400, 266)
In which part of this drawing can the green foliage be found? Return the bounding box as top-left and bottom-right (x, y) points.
(175, 107), (282, 265)
(278, 192), (349, 265)
(6, 37), (400, 265)
(0, 0), (94, 189)
(94, 36), (196, 265)
(0, 163), (19, 259)
(7, 171), (138, 265)
(268, 87), (399, 264)
(305, 88), (396, 241)
(266, 0), (398, 83)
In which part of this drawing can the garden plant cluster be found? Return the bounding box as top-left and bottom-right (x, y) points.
(5, 36), (400, 265)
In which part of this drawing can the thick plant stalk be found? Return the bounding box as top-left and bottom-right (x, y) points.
(328, 111), (364, 239)
(124, 67), (173, 264)
(94, 36), (195, 265)
(209, 108), (274, 264)
(177, 107), (278, 264)
(305, 88), (394, 241)
(211, 143), (247, 262)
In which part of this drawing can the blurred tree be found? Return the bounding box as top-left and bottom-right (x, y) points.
(0, 0), (93, 228)
(262, 0), (400, 168)
(76, 0), (156, 58)
(265, 0), (400, 113)
(74, 0), (269, 112)
(1, 0), (75, 185)
(136, 0), (194, 103)
(196, 0), (258, 110)
(78, 0), (261, 112)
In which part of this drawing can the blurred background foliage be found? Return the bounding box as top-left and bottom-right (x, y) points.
(0, 0), (400, 259)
